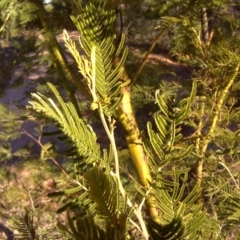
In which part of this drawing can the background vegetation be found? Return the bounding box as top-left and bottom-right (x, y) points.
(1, 0), (240, 239)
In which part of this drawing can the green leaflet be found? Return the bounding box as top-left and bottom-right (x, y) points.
(84, 167), (119, 219)
(10, 210), (37, 240)
(64, 0), (128, 116)
(147, 82), (196, 167)
(146, 81), (206, 239)
(29, 83), (101, 165)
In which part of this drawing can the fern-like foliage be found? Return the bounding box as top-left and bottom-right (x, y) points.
(54, 167), (127, 239)
(29, 82), (129, 237)
(57, 167), (127, 240)
(58, 209), (127, 240)
(144, 82), (206, 239)
(203, 172), (240, 238)
(147, 81), (196, 168)
(63, 0), (129, 116)
(11, 210), (37, 240)
(171, 15), (240, 94)
(58, 211), (106, 240)
(146, 169), (205, 240)
(72, 0), (116, 48)
(10, 209), (71, 239)
(219, 195), (240, 222)
(147, 214), (185, 240)
(28, 83), (101, 166)
(84, 167), (120, 219)
(0, 103), (26, 162)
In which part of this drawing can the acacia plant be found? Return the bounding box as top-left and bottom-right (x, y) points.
(2, 0), (240, 239)
(26, 0), (207, 239)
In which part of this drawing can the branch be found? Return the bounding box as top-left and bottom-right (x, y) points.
(196, 63), (240, 182)
(22, 129), (70, 179)
(131, 26), (169, 86)
(0, 3), (16, 34)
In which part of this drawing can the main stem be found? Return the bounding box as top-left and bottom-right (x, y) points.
(116, 82), (159, 221)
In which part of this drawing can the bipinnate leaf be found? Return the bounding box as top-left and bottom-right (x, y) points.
(57, 210), (105, 239)
(84, 167), (119, 219)
(147, 214), (185, 240)
(11, 210), (37, 240)
(64, 0), (129, 116)
(28, 83), (101, 165)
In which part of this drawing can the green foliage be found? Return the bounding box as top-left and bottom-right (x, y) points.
(28, 84), (127, 236)
(29, 82), (101, 167)
(147, 81), (196, 168)
(27, 73), (204, 239)
(142, 80), (206, 239)
(10, 209), (71, 239)
(1, 0), (240, 239)
(64, 0), (129, 116)
(11, 210), (37, 240)
(84, 167), (120, 219)
(0, 104), (22, 142)
(0, 104), (26, 161)
(0, 0), (38, 37)
(57, 211), (106, 240)
(147, 214), (185, 240)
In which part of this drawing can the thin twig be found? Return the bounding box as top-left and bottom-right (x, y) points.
(0, 5), (15, 34)
(218, 161), (239, 190)
(22, 184), (35, 212)
(22, 129), (70, 179)
(131, 26), (169, 86)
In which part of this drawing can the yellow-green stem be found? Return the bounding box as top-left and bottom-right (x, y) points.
(99, 106), (149, 238)
(98, 106), (121, 183)
(116, 86), (159, 221)
(196, 63), (240, 183)
(195, 96), (206, 154)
